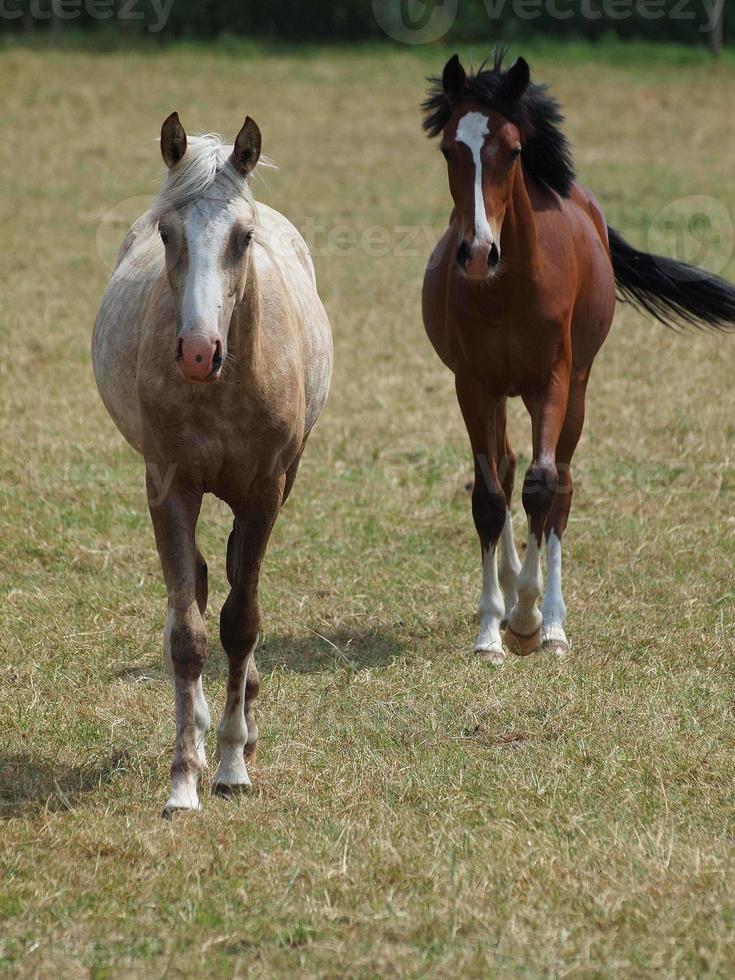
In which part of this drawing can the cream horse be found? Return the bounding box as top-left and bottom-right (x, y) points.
(93, 113), (333, 815)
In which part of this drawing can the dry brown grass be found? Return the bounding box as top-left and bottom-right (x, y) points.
(1, 40), (734, 977)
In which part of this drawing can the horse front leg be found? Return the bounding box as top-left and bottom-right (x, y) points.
(213, 478), (283, 795)
(496, 406), (522, 623)
(506, 357), (570, 656)
(457, 378), (508, 665)
(146, 470), (211, 817)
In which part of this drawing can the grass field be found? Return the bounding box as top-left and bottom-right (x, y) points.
(1, 38), (735, 977)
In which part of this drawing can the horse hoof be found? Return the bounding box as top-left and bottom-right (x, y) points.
(162, 776), (201, 818)
(504, 625), (541, 656)
(161, 801), (200, 820)
(213, 781), (252, 798)
(475, 645), (506, 666)
(542, 638), (571, 659)
(541, 626), (571, 659)
(213, 755), (252, 796)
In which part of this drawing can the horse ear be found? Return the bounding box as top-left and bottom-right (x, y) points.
(161, 111), (187, 169)
(503, 57), (531, 101)
(443, 54), (467, 101)
(232, 117), (262, 177)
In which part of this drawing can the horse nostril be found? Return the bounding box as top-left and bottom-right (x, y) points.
(212, 340), (223, 370)
(488, 243), (500, 269)
(175, 338), (184, 362)
(457, 240), (472, 270)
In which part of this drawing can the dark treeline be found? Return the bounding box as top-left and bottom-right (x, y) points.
(2, 0), (727, 51)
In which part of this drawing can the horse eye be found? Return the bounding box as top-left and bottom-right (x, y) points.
(237, 229), (254, 251)
(160, 229), (170, 246)
(512, 146), (522, 159)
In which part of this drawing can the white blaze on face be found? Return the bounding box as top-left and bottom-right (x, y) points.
(455, 111), (495, 248)
(181, 204), (232, 332)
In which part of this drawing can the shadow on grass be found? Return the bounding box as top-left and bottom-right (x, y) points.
(113, 625), (410, 683)
(0, 751), (129, 819)
(256, 625), (409, 675)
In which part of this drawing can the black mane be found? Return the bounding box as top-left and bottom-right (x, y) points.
(422, 51), (576, 198)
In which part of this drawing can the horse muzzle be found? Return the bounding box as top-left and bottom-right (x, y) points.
(175, 332), (224, 384)
(457, 238), (501, 281)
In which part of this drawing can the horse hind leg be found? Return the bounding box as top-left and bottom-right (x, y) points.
(282, 437), (307, 508)
(540, 466), (574, 659)
(496, 417), (522, 626)
(195, 547), (208, 616)
(214, 479), (283, 794)
(225, 438), (299, 766)
(243, 659), (260, 764)
(224, 529), (260, 764)
(540, 373), (588, 658)
(188, 547), (210, 769)
(506, 364), (572, 656)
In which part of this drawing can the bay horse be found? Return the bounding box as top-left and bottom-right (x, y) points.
(93, 114), (333, 814)
(422, 53), (735, 664)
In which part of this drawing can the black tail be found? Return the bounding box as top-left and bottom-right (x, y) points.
(608, 226), (735, 333)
